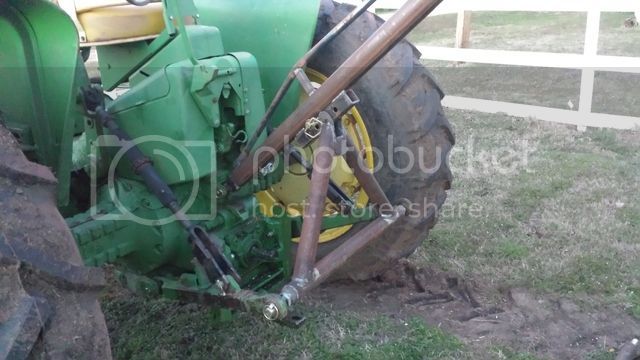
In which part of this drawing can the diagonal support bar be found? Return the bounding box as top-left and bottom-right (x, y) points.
(280, 205), (405, 307)
(312, 205), (405, 286)
(343, 134), (390, 207)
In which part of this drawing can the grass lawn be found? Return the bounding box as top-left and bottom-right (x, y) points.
(408, 11), (640, 117)
(421, 109), (640, 313)
(409, 11), (640, 56)
(105, 298), (468, 359)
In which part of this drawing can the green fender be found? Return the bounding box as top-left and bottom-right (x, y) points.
(0, 0), (88, 205)
(194, 0), (322, 126)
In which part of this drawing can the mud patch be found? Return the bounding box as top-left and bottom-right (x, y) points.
(306, 260), (640, 359)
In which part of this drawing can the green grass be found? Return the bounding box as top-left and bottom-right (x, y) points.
(419, 110), (640, 311)
(627, 288), (640, 318)
(409, 11), (640, 56)
(586, 349), (617, 360)
(105, 298), (467, 360)
(408, 12), (640, 117)
(409, 12), (587, 53)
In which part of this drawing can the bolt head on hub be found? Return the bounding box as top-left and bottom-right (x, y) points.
(263, 303), (280, 321)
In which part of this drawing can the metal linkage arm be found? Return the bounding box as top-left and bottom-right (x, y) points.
(260, 118), (405, 320)
(273, 205), (405, 318)
(343, 134), (391, 206)
(291, 120), (336, 284)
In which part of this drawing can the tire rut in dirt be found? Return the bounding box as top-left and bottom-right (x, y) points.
(311, 1), (454, 280)
(0, 125), (111, 359)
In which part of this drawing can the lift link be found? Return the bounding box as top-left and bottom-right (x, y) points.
(81, 87), (240, 287)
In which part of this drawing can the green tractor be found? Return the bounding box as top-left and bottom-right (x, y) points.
(0, 0), (453, 357)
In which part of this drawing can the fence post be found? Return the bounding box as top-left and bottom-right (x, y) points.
(455, 10), (472, 48)
(577, 10), (600, 131)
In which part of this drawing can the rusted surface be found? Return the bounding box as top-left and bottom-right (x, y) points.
(310, 206), (405, 290)
(292, 121), (336, 281)
(283, 206), (405, 303)
(229, 0), (444, 187)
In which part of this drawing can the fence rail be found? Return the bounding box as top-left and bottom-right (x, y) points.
(342, 0), (640, 130)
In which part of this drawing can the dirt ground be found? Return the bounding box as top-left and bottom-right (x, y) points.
(308, 261), (639, 359)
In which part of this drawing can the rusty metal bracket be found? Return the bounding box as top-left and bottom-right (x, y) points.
(292, 88), (360, 149)
(277, 205), (406, 311)
(343, 134), (391, 207)
(294, 68), (317, 96)
(286, 145), (354, 210)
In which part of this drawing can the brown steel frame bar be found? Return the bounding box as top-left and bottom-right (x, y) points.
(281, 205), (405, 305)
(343, 134), (390, 206)
(291, 121), (336, 281)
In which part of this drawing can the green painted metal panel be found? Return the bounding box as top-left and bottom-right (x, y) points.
(194, 0), (321, 127)
(0, 0), (89, 205)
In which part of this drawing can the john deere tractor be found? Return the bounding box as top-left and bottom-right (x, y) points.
(0, 0), (453, 357)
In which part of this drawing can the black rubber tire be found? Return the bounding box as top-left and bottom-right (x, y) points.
(311, 1), (454, 280)
(0, 125), (112, 359)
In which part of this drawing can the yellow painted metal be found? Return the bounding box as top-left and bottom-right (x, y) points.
(256, 69), (374, 243)
(76, 3), (164, 43)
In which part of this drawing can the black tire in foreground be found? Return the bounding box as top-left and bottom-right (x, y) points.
(0, 125), (111, 359)
(311, 1), (455, 280)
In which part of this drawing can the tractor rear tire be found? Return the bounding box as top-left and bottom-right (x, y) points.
(312, 1), (455, 280)
(0, 125), (112, 359)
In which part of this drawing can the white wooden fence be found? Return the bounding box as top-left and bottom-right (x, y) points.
(343, 0), (640, 130)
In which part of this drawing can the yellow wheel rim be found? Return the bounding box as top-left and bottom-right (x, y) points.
(256, 68), (374, 243)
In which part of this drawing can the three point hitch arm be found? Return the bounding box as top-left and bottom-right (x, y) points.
(232, 0), (443, 321)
